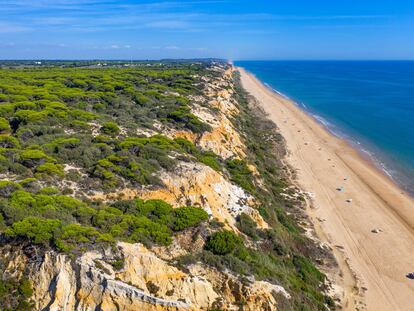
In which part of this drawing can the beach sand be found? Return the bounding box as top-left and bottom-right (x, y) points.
(237, 67), (414, 311)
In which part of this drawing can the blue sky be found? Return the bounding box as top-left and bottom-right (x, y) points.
(1, 0), (413, 60)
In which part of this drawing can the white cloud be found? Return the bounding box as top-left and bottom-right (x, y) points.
(145, 20), (189, 29)
(0, 22), (31, 33)
(165, 45), (180, 50)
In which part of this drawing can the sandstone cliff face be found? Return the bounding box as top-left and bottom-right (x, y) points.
(90, 161), (268, 231)
(3, 242), (289, 310)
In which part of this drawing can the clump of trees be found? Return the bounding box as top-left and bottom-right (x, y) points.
(0, 186), (209, 252)
(0, 65), (212, 138)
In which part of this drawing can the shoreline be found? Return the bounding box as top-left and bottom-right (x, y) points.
(261, 75), (413, 198)
(237, 66), (414, 310)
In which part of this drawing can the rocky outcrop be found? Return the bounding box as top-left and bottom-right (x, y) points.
(190, 68), (246, 160)
(91, 161), (268, 231)
(3, 242), (288, 310)
(142, 162), (267, 230)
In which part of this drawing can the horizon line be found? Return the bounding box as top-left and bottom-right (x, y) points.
(1, 58), (414, 62)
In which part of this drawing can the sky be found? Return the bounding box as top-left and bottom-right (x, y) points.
(0, 0), (414, 60)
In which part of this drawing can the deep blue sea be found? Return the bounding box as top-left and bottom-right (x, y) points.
(235, 61), (414, 195)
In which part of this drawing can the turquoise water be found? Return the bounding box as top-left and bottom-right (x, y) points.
(235, 61), (414, 194)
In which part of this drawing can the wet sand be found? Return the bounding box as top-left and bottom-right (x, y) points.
(238, 67), (414, 311)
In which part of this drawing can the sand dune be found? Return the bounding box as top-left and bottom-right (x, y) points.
(238, 67), (414, 311)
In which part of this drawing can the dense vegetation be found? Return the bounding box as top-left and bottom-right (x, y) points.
(0, 277), (33, 311)
(1, 190), (208, 251)
(0, 63), (221, 191)
(0, 61), (333, 310)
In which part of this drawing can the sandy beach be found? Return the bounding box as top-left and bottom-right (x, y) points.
(238, 67), (414, 310)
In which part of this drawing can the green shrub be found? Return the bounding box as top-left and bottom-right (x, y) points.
(0, 135), (20, 148)
(0, 182), (21, 200)
(135, 199), (173, 224)
(167, 106), (211, 133)
(174, 138), (221, 171)
(20, 149), (49, 163)
(45, 137), (80, 150)
(0, 103), (14, 116)
(18, 279), (33, 298)
(69, 120), (90, 130)
(119, 135), (176, 151)
(69, 109), (97, 121)
(293, 255), (325, 285)
(0, 117), (11, 134)
(14, 109), (49, 124)
(56, 223), (100, 251)
(111, 258), (125, 270)
(198, 153), (221, 171)
(14, 101), (37, 111)
(0, 277), (33, 310)
(38, 187), (60, 195)
(5, 217), (61, 245)
(128, 216), (172, 246)
(173, 206), (209, 231)
(205, 230), (243, 255)
(35, 163), (64, 177)
(236, 213), (259, 240)
(18, 178), (37, 188)
(101, 121), (120, 135)
(225, 159), (254, 193)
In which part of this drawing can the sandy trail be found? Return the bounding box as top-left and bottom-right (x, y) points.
(238, 67), (414, 311)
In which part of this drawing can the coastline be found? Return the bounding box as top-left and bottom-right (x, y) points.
(237, 66), (414, 310)
(264, 77), (413, 197)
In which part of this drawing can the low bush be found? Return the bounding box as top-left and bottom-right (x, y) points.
(225, 159), (254, 193)
(205, 230), (243, 255)
(0, 117), (11, 134)
(167, 106), (211, 133)
(175, 138), (221, 171)
(172, 206), (209, 231)
(0, 181), (21, 197)
(20, 149), (52, 167)
(0, 135), (20, 148)
(236, 213), (259, 240)
(101, 122), (120, 135)
(0, 277), (33, 310)
(5, 217), (61, 245)
(35, 163), (64, 177)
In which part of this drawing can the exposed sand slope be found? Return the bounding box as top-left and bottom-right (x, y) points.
(238, 67), (414, 311)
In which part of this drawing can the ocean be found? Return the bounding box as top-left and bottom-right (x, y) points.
(235, 61), (414, 195)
